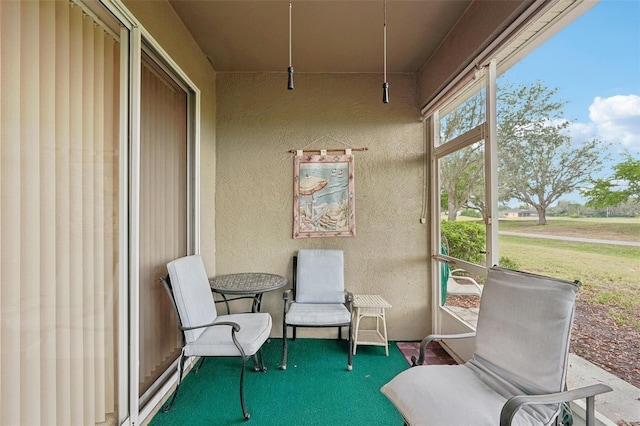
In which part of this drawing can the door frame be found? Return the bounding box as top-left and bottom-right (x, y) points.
(428, 61), (498, 363)
(95, 1), (202, 424)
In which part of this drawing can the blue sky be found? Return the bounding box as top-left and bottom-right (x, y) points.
(504, 0), (640, 157)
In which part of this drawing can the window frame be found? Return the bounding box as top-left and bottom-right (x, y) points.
(429, 63), (497, 338)
(426, 0), (595, 360)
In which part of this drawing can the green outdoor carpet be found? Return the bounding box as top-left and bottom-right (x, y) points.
(149, 338), (408, 425)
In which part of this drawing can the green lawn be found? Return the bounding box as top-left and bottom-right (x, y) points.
(499, 217), (640, 242)
(498, 220), (640, 327)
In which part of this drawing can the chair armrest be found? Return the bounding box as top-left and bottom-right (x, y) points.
(345, 291), (354, 310)
(411, 332), (476, 366)
(179, 320), (241, 333)
(283, 289), (293, 315)
(499, 384), (613, 426)
(450, 269), (483, 293)
(181, 320), (252, 358)
(283, 289), (292, 301)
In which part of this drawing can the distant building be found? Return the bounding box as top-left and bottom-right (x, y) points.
(501, 209), (537, 218)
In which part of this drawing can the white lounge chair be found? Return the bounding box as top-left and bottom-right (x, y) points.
(382, 266), (612, 426)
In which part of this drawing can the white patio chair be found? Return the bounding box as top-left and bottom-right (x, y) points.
(160, 255), (272, 420)
(281, 249), (353, 371)
(447, 268), (483, 296)
(381, 266), (612, 426)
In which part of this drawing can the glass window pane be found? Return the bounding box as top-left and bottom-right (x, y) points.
(439, 143), (486, 224)
(439, 86), (486, 146)
(439, 142), (486, 326)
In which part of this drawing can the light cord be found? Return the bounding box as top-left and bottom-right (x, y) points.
(383, 0), (387, 82)
(382, 0), (389, 103)
(289, 0), (292, 67)
(287, 0), (294, 90)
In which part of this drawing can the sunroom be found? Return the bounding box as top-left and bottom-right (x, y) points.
(1, 0), (637, 425)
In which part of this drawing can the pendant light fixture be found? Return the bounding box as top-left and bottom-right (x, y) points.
(382, 0), (389, 103)
(288, 0), (294, 90)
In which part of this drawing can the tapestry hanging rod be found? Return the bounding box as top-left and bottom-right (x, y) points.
(289, 147), (368, 154)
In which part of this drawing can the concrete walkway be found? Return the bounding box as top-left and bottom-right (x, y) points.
(499, 231), (640, 247)
(567, 353), (640, 424)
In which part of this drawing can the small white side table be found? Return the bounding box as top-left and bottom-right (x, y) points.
(352, 294), (392, 356)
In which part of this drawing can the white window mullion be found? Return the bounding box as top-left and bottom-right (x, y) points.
(484, 59), (499, 267)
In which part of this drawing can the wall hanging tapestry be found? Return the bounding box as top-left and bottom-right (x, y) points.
(293, 150), (356, 238)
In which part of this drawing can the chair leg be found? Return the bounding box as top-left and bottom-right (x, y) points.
(353, 312), (362, 355)
(239, 355), (250, 420)
(281, 324), (288, 370)
(253, 347), (267, 372)
(347, 321), (353, 371)
(163, 352), (187, 412)
(195, 356), (205, 373)
(259, 347), (267, 372)
(585, 395), (596, 426)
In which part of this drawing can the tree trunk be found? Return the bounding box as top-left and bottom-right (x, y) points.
(448, 199), (457, 221)
(535, 205), (547, 225)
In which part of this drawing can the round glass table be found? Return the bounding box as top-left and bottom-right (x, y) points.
(209, 273), (287, 313)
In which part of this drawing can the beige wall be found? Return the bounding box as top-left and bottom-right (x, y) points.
(121, 0), (536, 343)
(215, 72), (430, 340)
(123, 0), (218, 272)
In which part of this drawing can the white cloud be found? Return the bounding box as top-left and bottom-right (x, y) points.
(567, 121), (597, 142)
(587, 94), (640, 151)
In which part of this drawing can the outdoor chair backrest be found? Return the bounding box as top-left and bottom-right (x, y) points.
(295, 249), (345, 304)
(471, 267), (580, 398)
(166, 255), (218, 344)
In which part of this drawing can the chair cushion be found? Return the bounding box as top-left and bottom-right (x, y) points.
(296, 249), (345, 303)
(167, 255), (218, 344)
(285, 302), (351, 326)
(474, 267), (578, 395)
(184, 313), (272, 357)
(381, 364), (556, 426)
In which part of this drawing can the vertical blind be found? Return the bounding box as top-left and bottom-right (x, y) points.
(0, 1), (119, 424)
(138, 53), (187, 396)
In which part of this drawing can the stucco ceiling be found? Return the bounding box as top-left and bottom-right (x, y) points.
(168, 0), (472, 73)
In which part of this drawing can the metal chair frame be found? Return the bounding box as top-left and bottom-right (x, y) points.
(160, 274), (266, 420)
(281, 254), (354, 371)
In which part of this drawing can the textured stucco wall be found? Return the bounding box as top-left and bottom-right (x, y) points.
(216, 72), (430, 340)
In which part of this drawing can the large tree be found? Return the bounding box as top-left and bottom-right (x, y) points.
(498, 81), (605, 225)
(582, 154), (640, 208)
